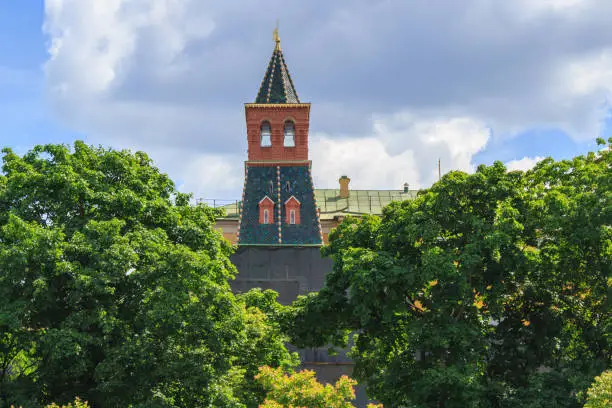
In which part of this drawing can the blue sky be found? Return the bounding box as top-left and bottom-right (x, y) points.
(0, 1), (609, 199)
(0, 2), (80, 151)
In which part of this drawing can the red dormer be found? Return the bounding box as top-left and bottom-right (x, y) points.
(284, 195), (301, 225)
(258, 196), (275, 224)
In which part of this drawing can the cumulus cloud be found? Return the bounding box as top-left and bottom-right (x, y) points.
(505, 156), (545, 172)
(42, 0), (612, 198)
(310, 113), (490, 190)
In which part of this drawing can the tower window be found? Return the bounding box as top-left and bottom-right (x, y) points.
(284, 195), (301, 225)
(261, 121), (272, 147)
(284, 121), (295, 147)
(259, 196), (275, 224)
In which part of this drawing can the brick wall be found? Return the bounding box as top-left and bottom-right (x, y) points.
(245, 104), (310, 161)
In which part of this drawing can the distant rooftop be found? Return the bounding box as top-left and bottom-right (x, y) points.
(314, 189), (418, 219)
(210, 188), (418, 221)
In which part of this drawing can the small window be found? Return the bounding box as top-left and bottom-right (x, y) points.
(284, 121), (295, 147)
(289, 209), (296, 224)
(268, 180), (274, 195)
(261, 121), (272, 147)
(263, 209), (269, 224)
(284, 180), (292, 192)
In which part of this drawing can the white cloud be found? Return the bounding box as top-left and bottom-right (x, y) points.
(44, 0), (214, 99)
(505, 156), (545, 172)
(311, 114), (491, 191)
(310, 135), (419, 191)
(41, 0), (612, 198)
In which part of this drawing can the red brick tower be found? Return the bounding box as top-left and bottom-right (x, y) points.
(237, 28), (322, 245)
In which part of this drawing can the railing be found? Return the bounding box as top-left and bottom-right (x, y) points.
(196, 198), (241, 216)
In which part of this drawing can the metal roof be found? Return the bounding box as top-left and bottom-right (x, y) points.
(314, 189), (418, 219)
(216, 189), (418, 220)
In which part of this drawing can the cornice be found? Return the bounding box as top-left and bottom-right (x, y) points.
(245, 103), (311, 108)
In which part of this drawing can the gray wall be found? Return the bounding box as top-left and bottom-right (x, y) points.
(230, 246), (333, 304)
(230, 246), (375, 407)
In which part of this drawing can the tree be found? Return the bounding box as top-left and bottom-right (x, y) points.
(255, 366), (382, 408)
(287, 139), (611, 407)
(584, 370), (612, 408)
(11, 397), (90, 408)
(0, 142), (295, 407)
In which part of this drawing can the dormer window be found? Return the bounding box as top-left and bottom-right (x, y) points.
(283, 121), (295, 147)
(258, 196), (275, 224)
(284, 195), (301, 225)
(261, 121), (272, 147)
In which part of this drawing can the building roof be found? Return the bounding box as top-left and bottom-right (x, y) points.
(314, 189), (418, 219)
(255, 31), (300, 104)
(217, 189), (419, 221)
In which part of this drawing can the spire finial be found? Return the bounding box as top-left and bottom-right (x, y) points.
(273, 20), (281, 51)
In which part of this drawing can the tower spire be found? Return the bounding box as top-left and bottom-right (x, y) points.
(255, 23), (299, 104)
(273, 20), (281, 51)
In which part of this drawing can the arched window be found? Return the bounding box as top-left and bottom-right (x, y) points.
(268, 180), (274, 195)
(263, 209), (269, 224)
(289, 209), (296, 225)
(284, 121), (295, 147)
(284, 180), (292, 193)
(261, 121), (272, 147)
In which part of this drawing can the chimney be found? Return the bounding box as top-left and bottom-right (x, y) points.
(339, 175), (350, 198)
(403, 182), (409, 193)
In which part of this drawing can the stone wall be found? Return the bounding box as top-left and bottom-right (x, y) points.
(230, 246), (373, 408)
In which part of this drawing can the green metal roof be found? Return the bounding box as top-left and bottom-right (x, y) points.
(217, 189), (418, 220)
(314, 189), (418, 219)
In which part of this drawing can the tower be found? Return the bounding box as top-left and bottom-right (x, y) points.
(237, 28), (323, 246)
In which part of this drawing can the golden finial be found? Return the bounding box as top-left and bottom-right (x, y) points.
(273, 20), (281, 51)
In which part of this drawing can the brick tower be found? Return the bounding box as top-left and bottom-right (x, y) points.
(229, 30), (371, 406)
(237, 28), (323, 246)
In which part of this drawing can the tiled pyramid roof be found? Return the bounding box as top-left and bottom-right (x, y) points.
(255, 33), (300, 104)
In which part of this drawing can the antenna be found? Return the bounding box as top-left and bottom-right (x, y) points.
(438, 158), (441, 181)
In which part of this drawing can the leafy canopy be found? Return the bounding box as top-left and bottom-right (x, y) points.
(0, 142), (295, 408)
(287, 139), (611, 407)
(584, 370), (612, 408)
(255, 366), (382, 408)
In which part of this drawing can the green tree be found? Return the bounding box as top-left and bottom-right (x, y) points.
(0, 142), (295, 407)
(255, 366), (382, 408)
(11, 397), (90, 408)
(584, 370), (612, 408)
(287, 139), (611, 407)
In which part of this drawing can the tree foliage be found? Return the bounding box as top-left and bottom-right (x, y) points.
(0, 142), (295, 407)
(584, 370), (611, 408)
(287, 139), (611, 407)
(256, 366), (382, 408)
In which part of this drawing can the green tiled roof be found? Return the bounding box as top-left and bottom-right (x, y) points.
(218, 189), (418, 220)
(314, 189), (418, 219)
(255, 43), (300, 104)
